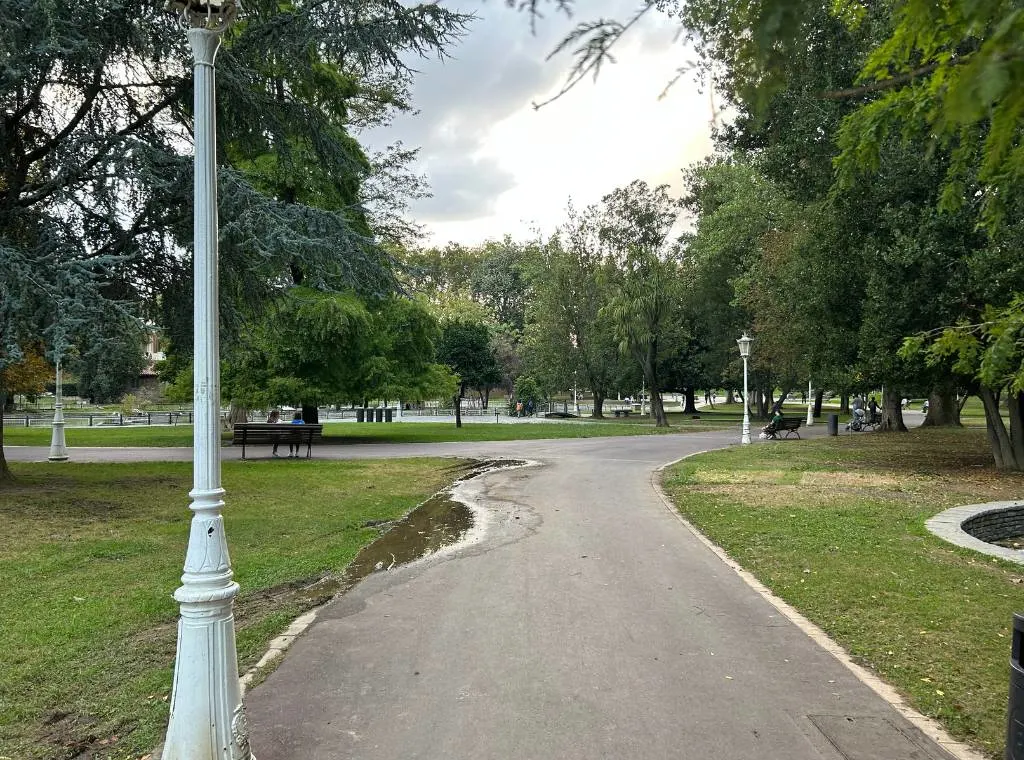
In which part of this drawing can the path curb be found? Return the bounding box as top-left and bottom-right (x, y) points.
(651, 453), (988, 760)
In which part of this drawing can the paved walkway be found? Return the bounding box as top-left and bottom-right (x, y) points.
(11, 419), (949, 759)
(236, 428), (955, 760)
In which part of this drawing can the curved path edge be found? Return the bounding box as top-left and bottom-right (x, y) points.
(651, 453), (988, 760)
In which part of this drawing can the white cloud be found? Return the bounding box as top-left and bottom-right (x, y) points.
(363, 5), (715, 245)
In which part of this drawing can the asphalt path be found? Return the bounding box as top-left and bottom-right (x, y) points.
(239, 426), (954, 760)
(12, 418), (950, 759)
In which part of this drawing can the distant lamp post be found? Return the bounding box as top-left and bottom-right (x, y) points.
(806, 379), (814, 427)
(737, 333), (752, 444)
(48, 361), (68, 462)
(162, 2), (251, 759)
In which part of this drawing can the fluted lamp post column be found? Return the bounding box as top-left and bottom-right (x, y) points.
(48, 360), (68, 462)
(806, 379), (814, 427)
(162, 2), (252, 759)
(737, 333), (752, 445)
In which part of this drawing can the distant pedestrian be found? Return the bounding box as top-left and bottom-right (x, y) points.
(868, 396), (878, 417)
(515, 401), (523, 418)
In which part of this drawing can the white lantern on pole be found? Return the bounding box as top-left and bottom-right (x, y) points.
(736, 333), (752, 444)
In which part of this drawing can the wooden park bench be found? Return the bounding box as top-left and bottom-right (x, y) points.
(613, 409), (632, 418)
(232, 423), (323, 460)
(764, 418), (802, 439)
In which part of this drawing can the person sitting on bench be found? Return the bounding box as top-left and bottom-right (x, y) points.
(287, 411), (305, 458)
(267, 409), (282, 457)
(762, 406), (784, 437)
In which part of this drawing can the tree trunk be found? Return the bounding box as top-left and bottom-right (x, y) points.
(813, 390), (824, 418)
(642, 346), (669, 428)
(756, 389), (769, 420)
(879, 389), (908, 432)
(683, 387), (697, 414)
(921, 381), (961, 427)
(839, 392), (849, 414)
(301, 404), (319, 425)
(650, 385), (667, 426)
(725, 389), (737, 405)
(777, 386), (792, 411)
(0, 390), (12, 483)
(1006, 390), (1024, 470)
(228, 401), (248, 426)
(592, 391), (605, 419)
(454, 383), (464, 429)
(979, 385), (1013, 469)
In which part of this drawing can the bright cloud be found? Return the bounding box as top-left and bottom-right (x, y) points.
(362, 5), (716, 246)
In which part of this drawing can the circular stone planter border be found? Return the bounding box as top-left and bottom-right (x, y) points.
(925, 500), (1024, 565)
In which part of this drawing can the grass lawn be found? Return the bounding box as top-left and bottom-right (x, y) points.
(3, 424), (202, 447)
(0, 458), (467, 760)
(661, 428), (1024, 758)
(2, 413), (734, 448)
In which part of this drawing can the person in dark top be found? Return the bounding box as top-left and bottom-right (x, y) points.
(288, 411), (304, 458)
(267, 409), (282, 457)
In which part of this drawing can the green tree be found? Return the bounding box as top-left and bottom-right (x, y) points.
(437, 320), (501, 428)
(598, 180), (683, 428)
(1, 0), (468, 466)
(523, 212), (623, 417)
(0, 345), (51, 481)
(223, 288), (449, 419)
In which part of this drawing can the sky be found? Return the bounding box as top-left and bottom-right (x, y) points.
(362, 3), (718, 247)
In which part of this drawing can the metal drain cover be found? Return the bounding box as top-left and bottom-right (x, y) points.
(808, 715), (949, 760)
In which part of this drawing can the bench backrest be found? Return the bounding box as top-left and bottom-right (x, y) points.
(232, 423), (324, 443)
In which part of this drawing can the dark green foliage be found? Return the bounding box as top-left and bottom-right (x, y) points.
(437, 320), (501, 395)
(598, 180), (684, 428)
(222, 288), (450, 408)
(521, 222), (623, 417)
(0, 0), (470, 471)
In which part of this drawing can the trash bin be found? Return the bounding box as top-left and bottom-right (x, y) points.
(827, 413), (839, 437)
(1008, 614), (1024, 760)
(375, 407), (384, 422)
(356, 408), (365, 423)
(385, 408), (393, 423)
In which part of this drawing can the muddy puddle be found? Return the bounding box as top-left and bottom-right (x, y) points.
(292, 459), (527, 604)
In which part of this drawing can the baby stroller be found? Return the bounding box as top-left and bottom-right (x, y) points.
(846, 407), (881, 432)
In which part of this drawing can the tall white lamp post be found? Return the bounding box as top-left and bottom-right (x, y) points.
(737, 333), (752, 444)
(48, 360), (68, 462)
(806, 379), (814, 427)
(162, 2), (252, 759)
